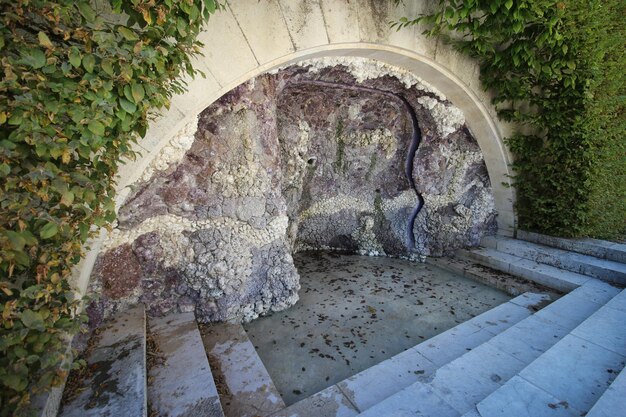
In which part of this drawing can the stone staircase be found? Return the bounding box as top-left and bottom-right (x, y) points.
(58, 233), (626, 417)
(457, 234), (626, 287)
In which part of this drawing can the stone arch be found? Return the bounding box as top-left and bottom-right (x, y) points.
(74, 1), (516, 295)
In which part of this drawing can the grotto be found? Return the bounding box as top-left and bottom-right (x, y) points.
(87, 57), (498, 326)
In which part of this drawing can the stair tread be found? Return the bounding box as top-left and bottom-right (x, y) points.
(269, 385), (359, 417)
(200, 322), (285, 417)
(354, 287), (609, 417)
(357, 380), (460, 417)
(148, 312), (224, 417)
(476, 289), (626, 416)
(476, 375), (578, 417)
(60, 305), (146, 417)
(336, 295), (539, 412)
(492, 237), (626, 282)
(458, 247), (592, 292)
(586, 360), (626, 417)
(517, 230), (626, 264)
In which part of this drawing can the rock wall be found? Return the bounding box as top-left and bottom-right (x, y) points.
(87, 58), (496, 324)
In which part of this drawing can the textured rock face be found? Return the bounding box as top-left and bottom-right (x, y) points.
(88, 58), (496, 324)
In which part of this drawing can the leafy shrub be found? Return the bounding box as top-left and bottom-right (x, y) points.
(0, 1), (218, 414)
(394, 0), (625, 239)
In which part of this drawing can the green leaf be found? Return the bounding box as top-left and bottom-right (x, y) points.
(5, 231), (26, 251)
(118, 26), (139, 41)
(88, 120), (105, 136)
(39, 222), (58, 239)
(20, 310), (46, 331)
(204, 0), (216, 13)
(83, 54), (95, 73)
(505, 0), (513, 10)
(176, 17), (188, 36)
(0, 374), (28, 392)
(69, 47), (81, 68)
(0, 163), (9, 177)
(20, 48), (46, 69)
(77, 2), (96, 22)
(38, 32), (53, 48)
(131, 83), (145, 103)
(102, 59), (115, 76)
(61, 191), (75, 207)
(119, 98), (137, 114)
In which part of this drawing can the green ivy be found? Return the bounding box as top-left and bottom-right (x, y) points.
(394, 0), (625, 239)
(0, 1), (219, 414)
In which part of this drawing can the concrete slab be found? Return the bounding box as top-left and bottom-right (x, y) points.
(586, 365), (626, 417)
(457, 248), (517, 273)
(199, 323), (285, 417)
(495, 237), (626, 284)
(429, 343), (526, 414)
(270, 385), (358, 417)
(463, 301), (531, 336)
(565, 252), (626, 284)
(571, 305), (626, 355)
(148, 313), (224, 417)
(357, 381), (461, 417)
(432, 256), (560, 299)
(519, 334), (626, 414)
(604, 288), (626, 313)
(477, 376), (578, 417)
(462, 409), (482, 417)
(508, 292), (552, 309)
(508, 258), (588, 292)
(337, 347), (436, 411)
(517, 230), (626, 264)
(569, 280), (620, 306)
(60, 306), (146, 417)
(487, 315), (569, 364)
(414, 322), (497, 367)
(460, 245), (583, 293)
(244, 253), (511, 405)
(534, 293), (604, 330)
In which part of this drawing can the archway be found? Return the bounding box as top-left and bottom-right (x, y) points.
(73, 4), (516, 305)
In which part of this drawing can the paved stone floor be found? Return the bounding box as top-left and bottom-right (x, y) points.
(243, 251), (511, 405)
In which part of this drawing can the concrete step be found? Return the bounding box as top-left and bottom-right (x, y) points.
(426, 257), (560, 298)
(517, 230), (626, 264)
(483, 236), (626, 284)
(356, 283), (616, 417)
(199, 322), (285, 417)
(147, 312), (224, 417)
(475, 288), (626, 417)
(59, 305), (147, 417)
(586, 361), (626, 417)
(269, 385), (359, 417)
(271, 293), (547, 417)
(457, 247), (590, 292)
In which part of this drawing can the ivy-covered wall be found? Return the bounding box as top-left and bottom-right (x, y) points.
(395, 0), (625, 239)
(0, 1), (219, 414)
